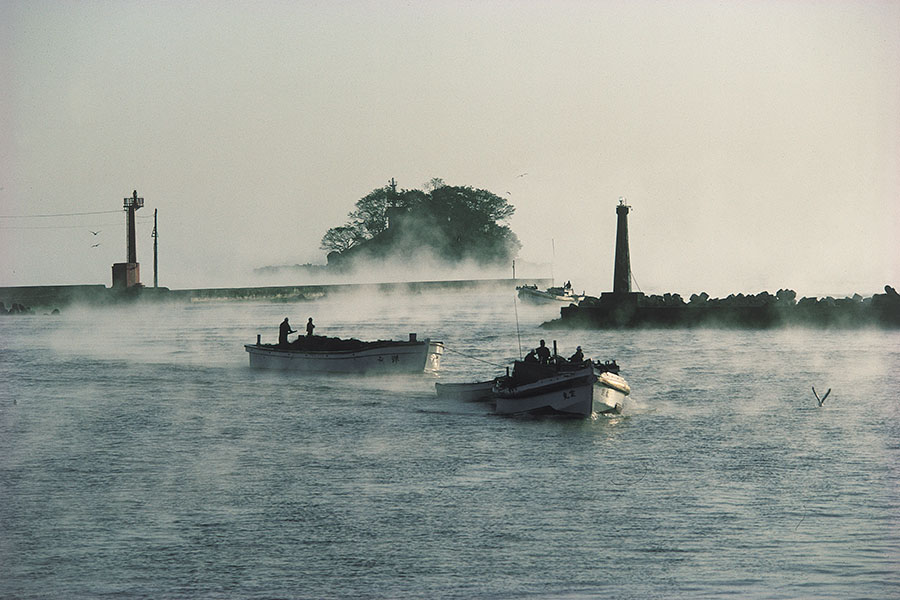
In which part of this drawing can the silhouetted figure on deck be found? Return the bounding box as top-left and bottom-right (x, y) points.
(569, 346), (584, 363)
(306, 317), (315, 337)
(535, 339), (551, 365)
(524, 349), (538, 362)
(279, 318), (296, 346)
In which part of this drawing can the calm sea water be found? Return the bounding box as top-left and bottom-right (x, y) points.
(1, 289), (898, 599)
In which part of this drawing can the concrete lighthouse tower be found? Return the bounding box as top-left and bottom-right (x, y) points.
(613, 197), (632, 294)
(111, 190), (144, 288)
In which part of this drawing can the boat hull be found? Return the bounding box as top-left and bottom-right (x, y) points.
(435, 380), (496, 401)
(245, 340), (443, 373)
(494, 369), (598, 416)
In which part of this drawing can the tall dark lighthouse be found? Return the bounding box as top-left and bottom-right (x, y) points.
(613, 197), (631, 294)
(125, 189), (142, 264)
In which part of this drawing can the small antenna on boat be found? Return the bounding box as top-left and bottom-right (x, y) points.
(550, 238), (555, 285)
(513, 289), (523, 359)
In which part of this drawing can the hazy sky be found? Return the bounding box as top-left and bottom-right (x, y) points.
(2, 0), (898, 297)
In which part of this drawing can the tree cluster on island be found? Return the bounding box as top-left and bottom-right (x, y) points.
(321, 179), (521, 270)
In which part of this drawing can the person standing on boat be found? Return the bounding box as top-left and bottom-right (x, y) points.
(536, 339), (551, 365)
(306, 317), (315, 337)
(569, 346), (584, 363)
(279, 318), (296, 346)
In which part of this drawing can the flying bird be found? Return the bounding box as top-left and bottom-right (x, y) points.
(90, 230), (101, 235)
(91, 243), (101, 248)
(517, 172), (528, 178)
(812, 386), (831, 406)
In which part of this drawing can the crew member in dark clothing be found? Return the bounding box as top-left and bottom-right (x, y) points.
(279, 318), (295, 346)
(306, 317), (315, 337)
(524, 349), (538, 362)
(535, 339), (551, 365)
(569, 346), (584, 363)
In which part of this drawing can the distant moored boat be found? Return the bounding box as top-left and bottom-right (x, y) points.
(516, 283), (583, 303)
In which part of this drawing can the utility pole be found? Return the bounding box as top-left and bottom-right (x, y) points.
(152, 208), (158, 288)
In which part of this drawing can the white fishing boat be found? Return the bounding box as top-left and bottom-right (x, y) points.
(492, 360), (593, 416)
(493, 357), (629, 417)
(516, 283), (583, 304)
(245, 333), (443, 373)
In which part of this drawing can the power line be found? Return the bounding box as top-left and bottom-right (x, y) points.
(0, 209), (123, 219)
(0, 217), (154, 230)
(443, 346), (507, 369)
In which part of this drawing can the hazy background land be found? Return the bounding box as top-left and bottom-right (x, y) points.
(2, 0), (898, 297)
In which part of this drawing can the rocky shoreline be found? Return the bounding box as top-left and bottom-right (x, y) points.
(543, 285), (900, 329)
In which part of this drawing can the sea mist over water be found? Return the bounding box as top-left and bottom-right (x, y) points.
(2, 289), (899, 599)
(247, 255), (531, 289)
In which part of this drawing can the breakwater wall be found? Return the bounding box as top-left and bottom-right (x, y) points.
(1, 277), (552, 310)
(178, 277), (551, 303)
(543, 287), (900, 329)
(0, 285), (111, 311)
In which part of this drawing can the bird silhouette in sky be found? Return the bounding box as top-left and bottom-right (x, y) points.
(812, 386), (831, 406)
(91, 243), (101, 248)
(90, 230), (101, 235)
(517, 172), (528, 178)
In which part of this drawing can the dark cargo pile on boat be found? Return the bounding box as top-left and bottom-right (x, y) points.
(283, 335), (367, 351)
(270, 335), (404, 352)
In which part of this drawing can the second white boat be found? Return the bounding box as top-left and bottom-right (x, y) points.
(245, 333), (443, 374)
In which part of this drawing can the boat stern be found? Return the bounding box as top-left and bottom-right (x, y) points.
(425, 340), (444, 371)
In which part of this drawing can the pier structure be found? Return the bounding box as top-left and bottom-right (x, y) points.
(111, 190), (143, 288)
(0, 278), (549, 310)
